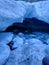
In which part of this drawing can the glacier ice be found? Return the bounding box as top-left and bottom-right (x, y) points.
(33, 1), (49, 24)
(0, 0), (49, 31)
(0, 33), (13, 45)
(5, 38), (47, 65)
(0, 0), (49, 65)
(0, 0), (27, 30)
(13, 35), (24, 48)
(25, 38), (43, 45)
(46, 39), (49, 45)
(0, 32), (49, 65)
(0, 44), (10, 65)
(45, 45), (49, 57)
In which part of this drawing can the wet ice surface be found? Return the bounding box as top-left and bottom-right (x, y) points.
(0, 32), (49, 65)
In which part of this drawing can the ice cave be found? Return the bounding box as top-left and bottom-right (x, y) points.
(0, 0), (49, 65)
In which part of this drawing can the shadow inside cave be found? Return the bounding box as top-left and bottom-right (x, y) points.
(4, 18), (49, 33)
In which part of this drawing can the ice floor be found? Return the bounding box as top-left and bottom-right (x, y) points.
(0, 32), (49, 65)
